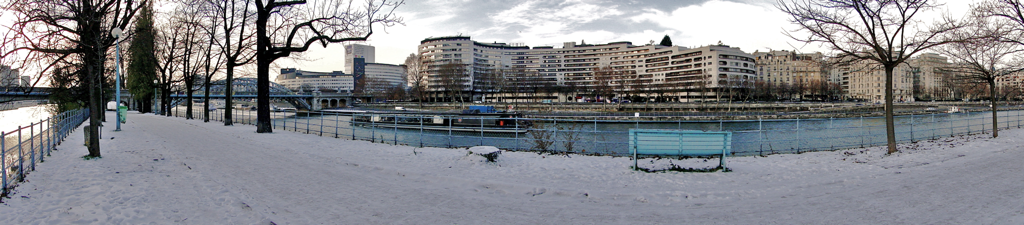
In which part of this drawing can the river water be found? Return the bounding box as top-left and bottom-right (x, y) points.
(180, 107), (1024, 156)
(0, 104), (54, 134)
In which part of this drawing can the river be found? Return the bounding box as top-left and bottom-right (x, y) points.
(0, 104), (54, 134)
(177, 107), (1024, 156)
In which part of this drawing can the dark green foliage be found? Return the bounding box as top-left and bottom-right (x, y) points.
(47, 66), (87, 112)
(659, 35), (672, 46)
(126, 3), (157, 113)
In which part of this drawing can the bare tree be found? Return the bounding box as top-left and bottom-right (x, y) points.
(778, 0), (966, 154)
(437, 60), (468, 104)
(155, 19), (185, 117)
(253, 0), (403, 133)
(174, 3), (215, 120)
(404, 53), (426, 106)
(937, 14), (1023, 138)
(209, 0), (257, 125)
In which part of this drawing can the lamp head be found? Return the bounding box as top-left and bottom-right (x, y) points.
(112, 28), (123, 39)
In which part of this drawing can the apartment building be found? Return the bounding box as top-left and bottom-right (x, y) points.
(417, 36), (757, 102)
(842, 61), (915, 103)
(908, 53), (953, 100)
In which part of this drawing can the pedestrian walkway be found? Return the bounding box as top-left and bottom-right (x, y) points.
(2, 111), (1023, 224)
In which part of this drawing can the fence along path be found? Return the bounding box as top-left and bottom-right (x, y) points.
(2, 109), (88, 196)
(169, 106), (1024, 157)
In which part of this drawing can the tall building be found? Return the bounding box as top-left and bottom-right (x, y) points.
(344, 44), (375, 74)
(908, 53), (953, 100)
(1, 65), (19, 87)
(417, 36), (757, 102)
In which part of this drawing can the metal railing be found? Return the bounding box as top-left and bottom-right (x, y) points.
(2, 108), (88, 196)
(171, 105), (1024, 157)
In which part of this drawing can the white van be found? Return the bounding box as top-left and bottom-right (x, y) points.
(106, 101), (119, 111)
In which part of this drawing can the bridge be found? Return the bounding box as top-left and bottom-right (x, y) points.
(1, 78), (369, 111)
(168, 78), (365, 110)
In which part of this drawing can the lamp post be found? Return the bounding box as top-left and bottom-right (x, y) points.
(154, 79), (160, 115)
(112, 28), (124, 131)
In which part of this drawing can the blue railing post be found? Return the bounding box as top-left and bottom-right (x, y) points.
(320, 111), (324, 136)
(335, 112), (340, 138)
(910, 114), (914, 142)
(2, 131), (7, 194)
(17, 126), (24, 182)
(758, 117), (763, 155)
(419, 115), (424, 148)
(796, 117), (801, 152)
(395, 115), (399, 145)
(479, 116), (484, 146)
(448, 115), (453, 148)
(860, 116), (865, 147)
(967, 113), (971, 135)
(30, 122), (36, 171)
(515, 117), (520, 151)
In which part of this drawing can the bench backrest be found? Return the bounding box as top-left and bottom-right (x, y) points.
(629, 129), (732, 170)
(629, 129), (731, 156)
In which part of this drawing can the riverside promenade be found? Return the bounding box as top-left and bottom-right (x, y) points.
(2, 111), (1023, 224)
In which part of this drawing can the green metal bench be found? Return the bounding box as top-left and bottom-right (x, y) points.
(629, 129), (732, 171)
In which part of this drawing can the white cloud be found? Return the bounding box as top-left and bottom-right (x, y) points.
(630, 0), (800, 52)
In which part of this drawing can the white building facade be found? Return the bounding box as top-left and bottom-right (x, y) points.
(275, 68), (355, 92)
(417, 36), (757, 102)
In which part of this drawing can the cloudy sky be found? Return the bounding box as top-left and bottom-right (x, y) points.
(276, 0), (975, 73)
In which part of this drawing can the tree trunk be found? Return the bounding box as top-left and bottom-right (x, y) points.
(990, 79), (998, 138)
(884, 66), (897, 154)
(204, 74), (212, 122)
(185, 78), (194, 120)
(86, 53), (102, 157)
(224, 63), (234, 125)
(255, 6), (272, 133)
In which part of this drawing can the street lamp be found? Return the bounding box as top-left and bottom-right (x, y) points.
(112, 27), (124, 131)
(153, 79), (159, 115)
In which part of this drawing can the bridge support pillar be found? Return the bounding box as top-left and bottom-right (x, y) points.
(311, 91), (323, 111)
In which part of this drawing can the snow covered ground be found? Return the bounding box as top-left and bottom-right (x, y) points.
(2, 111), (1023, 224)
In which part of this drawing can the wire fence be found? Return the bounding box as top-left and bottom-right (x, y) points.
(2, 108), (88, 196)
(171, 105), (1024, 157)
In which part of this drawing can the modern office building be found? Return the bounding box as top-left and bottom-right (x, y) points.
(345, 44), (375, 74)
(364, 62), (406, 89)
(275, 68), (355, 92)
(417, 36), (757, 102)
(276, 44), (406, 93)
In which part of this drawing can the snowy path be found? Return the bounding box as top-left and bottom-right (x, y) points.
(2, 111), (1023, 224)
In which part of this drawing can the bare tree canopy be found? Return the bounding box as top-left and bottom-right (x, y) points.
(253, 0), (404, 133)
(2, 0), (149, 157)
(777, 0), (966, 154)
(939, 4), (1024, 138)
